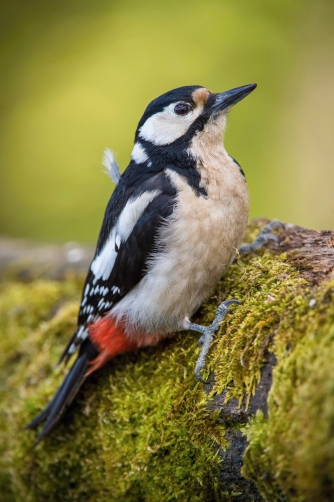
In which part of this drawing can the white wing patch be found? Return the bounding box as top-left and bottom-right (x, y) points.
(91, 190), (161, 282)
(102, 148), (121, 185)
(91, 231), (118, 282)
(131, 142), (149, 164)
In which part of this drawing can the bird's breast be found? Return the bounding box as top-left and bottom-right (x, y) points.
(164, 157), (249, 281)
(111, 153), (249, 337)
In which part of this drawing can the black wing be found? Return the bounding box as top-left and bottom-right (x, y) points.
(59, 169), (176, 362)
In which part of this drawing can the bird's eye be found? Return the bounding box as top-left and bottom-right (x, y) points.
(174, 103), (192, 115)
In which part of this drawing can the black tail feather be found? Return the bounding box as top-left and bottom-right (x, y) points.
(26, 340), (98, 444)
(57, 328), (79, 367)
(25, 396), (57, 430)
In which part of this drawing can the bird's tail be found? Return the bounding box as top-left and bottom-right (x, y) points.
(26, 318), (144, 443)
(26, 317), (160, 444)
(26, 339), (98, 444)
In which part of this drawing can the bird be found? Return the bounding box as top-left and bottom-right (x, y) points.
(27, 83), (260, 443)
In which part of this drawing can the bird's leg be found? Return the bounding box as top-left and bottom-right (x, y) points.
(185, 222), (284, 383)
(238, 220), (285, 255)
(184, 299), (242, 383)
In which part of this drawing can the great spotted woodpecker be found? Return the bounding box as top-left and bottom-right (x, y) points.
(27, 83), (278, 443)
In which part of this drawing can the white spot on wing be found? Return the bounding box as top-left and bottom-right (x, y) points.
(76, 326), (88, 340)
(102, 148), (121, 184)
(77, 326), (84, 337)
(80, 330), (88, 340)
(91, 190), (161, 282)
(131, 142), (149, 164)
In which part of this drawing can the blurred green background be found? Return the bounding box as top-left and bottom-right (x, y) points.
(0, 0), (333, 243)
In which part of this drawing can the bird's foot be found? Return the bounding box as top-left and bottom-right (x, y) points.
(238, 220), (285, 255)
(185, 299), (241, 383)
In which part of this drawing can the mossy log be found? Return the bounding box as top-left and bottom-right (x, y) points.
(1, 220), (334, 502)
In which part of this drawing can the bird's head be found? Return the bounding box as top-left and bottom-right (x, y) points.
(132, 84), (256, 165)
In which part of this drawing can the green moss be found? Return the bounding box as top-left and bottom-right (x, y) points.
(0, 276), (226, 501)
(242, 279), (334, 501)
(206, 253), (305, 401)
(1, 222), (334, 501)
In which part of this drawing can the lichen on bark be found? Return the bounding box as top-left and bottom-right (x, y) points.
(0, 220), (333, 501)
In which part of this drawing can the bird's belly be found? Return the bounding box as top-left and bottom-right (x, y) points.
(147, 199), (246, 328)
(111, 170), (249, 337)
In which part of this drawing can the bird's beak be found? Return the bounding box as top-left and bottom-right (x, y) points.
(209, 84), (257, 113)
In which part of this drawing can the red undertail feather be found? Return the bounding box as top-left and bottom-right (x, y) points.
(26, 318), (161, 442)
(86, 318), (137, 376)
(86, 317), (161, 376)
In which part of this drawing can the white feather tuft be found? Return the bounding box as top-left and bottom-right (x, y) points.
(102, 148), (121, 184)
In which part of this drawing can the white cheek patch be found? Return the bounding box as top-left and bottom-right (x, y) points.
(91, 190), (161, 281)
(131, 142), (149, 164)
(139, 102), (204, 146)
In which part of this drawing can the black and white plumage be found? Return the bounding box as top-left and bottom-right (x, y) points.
(59, 168), (177, 362)
(27, 83), (257, 442)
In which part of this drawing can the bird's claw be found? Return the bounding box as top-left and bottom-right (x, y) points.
(186, 299), (241, 383)
(195, 361), (209, 384)
(218, 298), (242, 309)
(262, 233), (279, 243)
(239, 220), (285, 255)
(197, 335), (205, 347)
